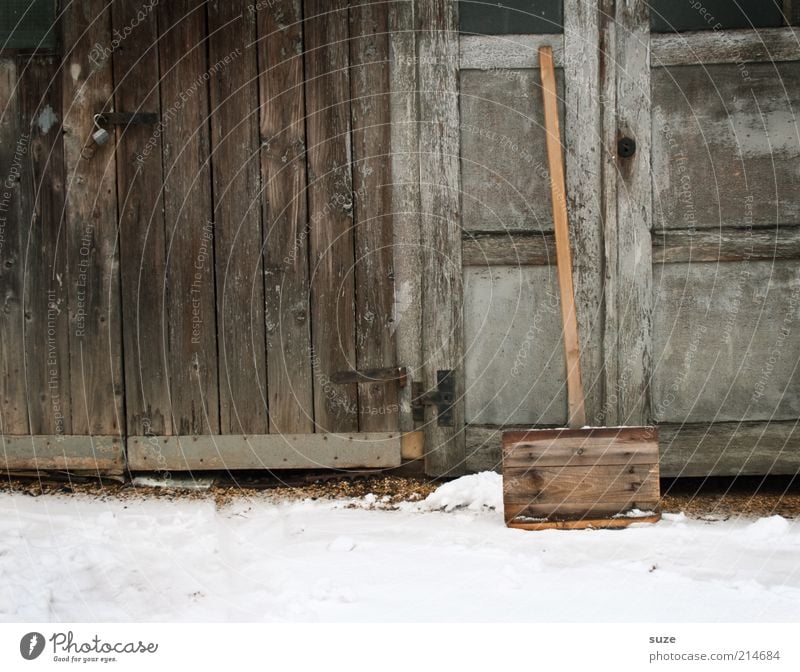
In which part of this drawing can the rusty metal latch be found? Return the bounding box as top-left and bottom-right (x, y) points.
(411, 370), (455, 426)
(330, 366), (408, 387)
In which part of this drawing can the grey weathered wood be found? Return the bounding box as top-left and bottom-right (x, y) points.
(503, 428), (659, 468)
(460, 34), (564, 69)
(257, 0), (314, 435)
(652, 261), (800, 423)
(389, 0), (422, 433)
(208, 1), (268, 434)
(417, 0), (465, 476)
(349, 0), (398, 432)
(462, 232), (556, 266)
(19, 55), (71, 437)
(62, 1), (124, 435)
(464, 266), (566, 426)
(652, 63), (800, 230)
(659, 421), (800, 477)
(503, 464), (660, 506)
(127, 432), (402, 470)
(158, 0), (219, 435)
(605, 0), (653, 426)
(598, 0), (618, 426)
(303, 0), (358, 433)
(0, 435), (125, 474)
(564, 0), (604, 425)
(651, 27), (800, 67)
(653, 226), (800, 263)
(0, 57), (28, 434)
(112, 0), (171, 436)
(470, 420), (800, 477)
(460, 68), (563, 233)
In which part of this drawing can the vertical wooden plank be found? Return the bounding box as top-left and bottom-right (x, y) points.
(0, 57), (30, 434)
(416, 0), (465, 475)
(389, 0), (422, 433)
(599, 0), (619, 425)
(303, 0), (358, 433)
(19, 56), (71, 438)
(349, 1), (397, 431)
(257, 0), (314, 434)
(112, 0), (171, 436)
(614, 0), (652, 425)
(62, 1), (124, 436)
(158, 0), (219, 435)
(564, 0), (605, 425)
(207, 1), (267, 434)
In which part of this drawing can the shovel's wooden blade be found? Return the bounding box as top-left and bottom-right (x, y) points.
(502, 427), (660, 529)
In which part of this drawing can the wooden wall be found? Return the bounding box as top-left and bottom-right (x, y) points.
(459, 2), (800, 477)
(0, 0), (411, 475)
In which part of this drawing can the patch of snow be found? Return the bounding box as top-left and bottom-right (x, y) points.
(0, 491), (798, 622)
(418, 472), (503, 512)
(743, 515), (790, 541)
(327, 536), (356, 552)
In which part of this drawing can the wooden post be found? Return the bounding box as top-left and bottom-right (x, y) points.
(564, 0), (605, 425)
(612, 0), (653, 426)
(416, 0), (466, 476)
(389, 0), (423, 434)
(350, 0), (398, 432)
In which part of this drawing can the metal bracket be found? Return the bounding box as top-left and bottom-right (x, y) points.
(330, 366), (407, 387)
(411, 370), (455, 426)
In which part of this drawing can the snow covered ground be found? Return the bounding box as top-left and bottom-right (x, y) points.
(1, 472), (799, 622)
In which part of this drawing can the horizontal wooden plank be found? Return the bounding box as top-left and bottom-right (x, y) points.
(659, 421), (800, 477)
(505, 501), (661, 520)
(503, 463), (660, 506)
(128, 433), (402, 470)
(470, 420), (800, 477)
(464, 227), (800, 268)
(507, 513), (661, 530)
(503, 435), (659, 468)
(463, 233), (556, 266)
(460, 34), (564, 69)
(503, 426), (657, 446)
(651, 27), (800, 67)
(653, 226), (800, 263)
(0, 436), (124, 473)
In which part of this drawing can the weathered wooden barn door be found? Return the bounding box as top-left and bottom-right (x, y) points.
(456, 0), (800, 477)
(647, 1), (800, 475)
(114, 0), (407, 471)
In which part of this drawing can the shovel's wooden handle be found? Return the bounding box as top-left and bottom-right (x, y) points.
(539, 46), (586, 428)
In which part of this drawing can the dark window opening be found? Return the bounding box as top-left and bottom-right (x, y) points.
(649, 0), (785, 33)
(0, 0), (58, 51)
(460, 0), (564, 35)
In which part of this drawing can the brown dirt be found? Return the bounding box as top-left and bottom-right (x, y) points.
(1, 473), (798, 519)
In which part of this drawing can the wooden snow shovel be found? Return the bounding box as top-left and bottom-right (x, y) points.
(501, 47), (661, 531)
